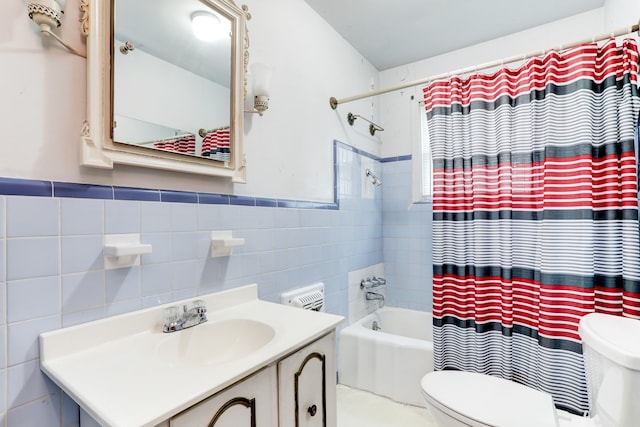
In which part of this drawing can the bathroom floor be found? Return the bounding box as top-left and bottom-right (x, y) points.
(336, 385), (438, 427)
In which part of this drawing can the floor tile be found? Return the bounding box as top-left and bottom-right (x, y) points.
(337, 385), (437, 427)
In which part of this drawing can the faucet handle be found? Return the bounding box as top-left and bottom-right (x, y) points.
(360, 278), (372, 289)
(163, 306), (181, 332)
(192, 299), (207, 313)
(164, 306), (180, 323)
(373, 276), (386, 286)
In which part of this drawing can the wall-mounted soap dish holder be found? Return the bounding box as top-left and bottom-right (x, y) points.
(104, 234), (152, 269)
(210, 231), (245, 257)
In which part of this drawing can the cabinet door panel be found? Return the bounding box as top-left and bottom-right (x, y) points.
(278, 332), (337, 427)
(170, 367), (277, 427)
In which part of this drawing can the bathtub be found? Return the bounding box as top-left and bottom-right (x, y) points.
(338, 306), (434, 406)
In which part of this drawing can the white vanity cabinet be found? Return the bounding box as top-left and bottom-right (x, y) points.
(278, 332), (337, 427)
(168, 331), (336, 427)
(170, 367), (278, 427)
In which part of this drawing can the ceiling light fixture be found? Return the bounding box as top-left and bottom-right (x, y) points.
(191, 11), (222, 43)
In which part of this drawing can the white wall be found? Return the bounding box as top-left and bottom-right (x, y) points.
(1, 0), (380, 201)
(378, 4), (640, 158)
(113, 42), (230, 137)
(5, 0), (639, 199)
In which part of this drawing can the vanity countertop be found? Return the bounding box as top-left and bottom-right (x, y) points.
(39, 284), (343, 427)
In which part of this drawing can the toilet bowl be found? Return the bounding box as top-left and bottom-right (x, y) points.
(421, 313), (640, 427)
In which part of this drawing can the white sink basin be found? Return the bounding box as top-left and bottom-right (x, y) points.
(157, 318), (276, 366)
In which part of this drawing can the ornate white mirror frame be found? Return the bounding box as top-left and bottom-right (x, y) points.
(80, 0), (249, 182)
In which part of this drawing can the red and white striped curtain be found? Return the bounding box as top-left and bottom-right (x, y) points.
(424, 38), (640, 414)
(153, 134), (196, 154)
(202, 127), (230, 161)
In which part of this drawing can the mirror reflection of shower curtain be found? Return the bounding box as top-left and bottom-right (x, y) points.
(201, 126), (230, 162)
(425, 38), (640, 415)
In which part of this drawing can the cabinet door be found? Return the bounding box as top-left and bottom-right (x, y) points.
(170, 367), (277, 427)
(278, 332), (337, 427)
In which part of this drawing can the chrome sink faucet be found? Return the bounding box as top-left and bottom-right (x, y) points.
(163, 300), (207, 333)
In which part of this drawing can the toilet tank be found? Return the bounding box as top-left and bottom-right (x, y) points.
(579, 313), (640, 427)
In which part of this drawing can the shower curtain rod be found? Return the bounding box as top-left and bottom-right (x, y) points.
(329, 20), (640, 110)
(198, 125), (230, 138)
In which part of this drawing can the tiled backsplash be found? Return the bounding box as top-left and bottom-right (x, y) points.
(0, 141), (430, 426)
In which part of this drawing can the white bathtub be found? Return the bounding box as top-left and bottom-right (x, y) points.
(338, 306), (434, 406)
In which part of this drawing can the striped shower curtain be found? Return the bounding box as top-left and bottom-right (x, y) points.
(424, 38), (640, 414)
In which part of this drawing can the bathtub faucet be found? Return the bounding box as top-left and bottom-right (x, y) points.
(366, 291), (385, 307)
(360, 276), (387, 289)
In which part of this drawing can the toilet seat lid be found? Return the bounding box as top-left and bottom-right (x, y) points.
(421, 371), (557, 427)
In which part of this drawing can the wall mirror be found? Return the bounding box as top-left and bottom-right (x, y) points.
(81, 0), (249, 182)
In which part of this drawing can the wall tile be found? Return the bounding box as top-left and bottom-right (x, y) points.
(0, 242), (5, 284)
(7, 237), (59, 281)
(0, 370), (5, 414)
(106, 299), (142, 317)
(62, 271), (105, 314)
(141, 263), (172, 296)
(62, 392), (80, 427)
(171, 203), (197, 232)
(171, 232), (197, 261)
(61, 235), (104, 274)
(171, 260), (197, 291)
(141, 202), (171, 233)
(6, 197), (58, 238)
(0, 326), (5, 370)
(7, 394), (60, 427)
(104, 200), (140, 234)
(7, 315), (59, 366)
(0, 178), (51, 198)
(60, 198), (104, 236)
(62, 307), (104, 328)
(0, 283), (5, 326)
(240, 254), (258, 278)
(273, 207), (300, 229)
(54, 182), (112, 200)
(7, 276), (60, 323)
(172, 288), (197, 301)
(7, 360), (59, 409)
(140, 233), (172, 264)
(0, 196), (5, 238)
(142, 293), (172, 309)
(197, 258), (222, 291)
(196, 204), (221, 231)
(105, 267), (140, 304)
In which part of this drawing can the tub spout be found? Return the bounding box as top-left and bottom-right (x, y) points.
(366, 291), (385, 307)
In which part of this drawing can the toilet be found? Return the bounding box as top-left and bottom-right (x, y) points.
(420, 313), (640, 427)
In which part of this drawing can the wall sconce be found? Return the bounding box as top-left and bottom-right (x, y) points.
(246, 62), (272, 116)
(27, 0), (63, 30)
(27, 0), (85, 57)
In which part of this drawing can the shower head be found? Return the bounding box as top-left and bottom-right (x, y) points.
(365, 168), (382, 186)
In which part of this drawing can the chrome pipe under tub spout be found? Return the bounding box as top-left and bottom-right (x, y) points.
(365, 291), (385, 307)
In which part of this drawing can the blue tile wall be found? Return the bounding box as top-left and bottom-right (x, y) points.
(382, 159), (433, 311)
(0, 141), (399, 425)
